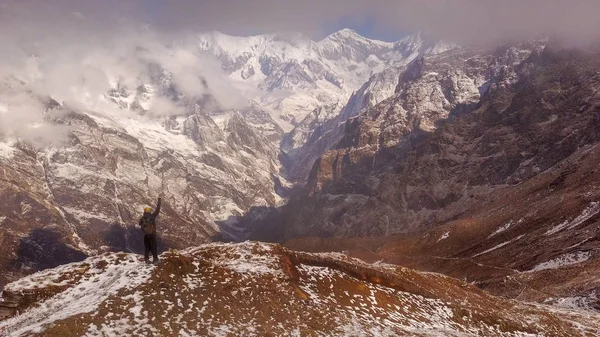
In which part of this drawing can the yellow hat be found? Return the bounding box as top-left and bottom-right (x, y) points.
(144, 207), (151, 213)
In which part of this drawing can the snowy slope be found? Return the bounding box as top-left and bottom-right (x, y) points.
(0, 102), (283, 236)
(2, 242), (599, 336)
(0, 253), (154, 335)
(197, 29), (452, 128)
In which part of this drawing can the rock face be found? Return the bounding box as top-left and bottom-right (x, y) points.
(280, 42), (539, 183)
(281, 65), (407, 181)
(2, 242), (600, 336)
(264, 41), (600, 241)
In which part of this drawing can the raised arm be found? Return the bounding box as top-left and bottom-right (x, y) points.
(153, 198), (162, 217)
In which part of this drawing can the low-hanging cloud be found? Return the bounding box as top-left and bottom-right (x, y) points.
(0, 90), (71, 148)
(0, 0), (598, 147)
(372, 0), (600, 45)
(0, 1), (248, 147)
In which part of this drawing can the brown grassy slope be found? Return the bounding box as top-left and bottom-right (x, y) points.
(284, 141), (600, 307)
(2, 243), (600, 336)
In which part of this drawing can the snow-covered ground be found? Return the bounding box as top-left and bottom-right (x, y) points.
(526, 251), (592, 273)
(2, 242), (600, 337)
(1, 253), (154, 337)
(488, 219), (523, 238)
(473, 235), (525, 258)
(437, 231), (450, 242)
(544, 291), (599, 311)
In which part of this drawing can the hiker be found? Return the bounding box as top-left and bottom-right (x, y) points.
(139, 197), (161, 264)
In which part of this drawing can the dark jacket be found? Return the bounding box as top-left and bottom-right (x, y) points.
(139, 198), (161, 235)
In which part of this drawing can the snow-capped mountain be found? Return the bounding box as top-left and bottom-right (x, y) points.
(4, 27), (597, 332)
(2, 24), (600, 337)
(0, 43), (287, 288)
(270, 41), (549, 240)
(2, 242), (599, 336)
(196, 29), (453, 128)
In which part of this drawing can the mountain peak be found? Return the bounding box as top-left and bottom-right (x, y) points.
(332, 28), (360, 37)
(321, 28), (374, 43)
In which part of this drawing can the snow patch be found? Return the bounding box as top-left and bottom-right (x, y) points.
(207, 242), (283, 276)
(544, 291), (599, 311)
(488, 219), (523, 238)
(119, 116), (200, 156)
(436, 231), (450, 242)
(62, 206), (114, 223)
(545, 202), (600, 236)
(473, 235), (525, 257)
(527, 251), (591, 273)
(0, 141), (15, 160)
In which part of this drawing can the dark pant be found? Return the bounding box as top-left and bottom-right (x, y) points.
(144, 234), (158, 260)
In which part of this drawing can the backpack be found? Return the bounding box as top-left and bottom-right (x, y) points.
(140, 215), (156, 235)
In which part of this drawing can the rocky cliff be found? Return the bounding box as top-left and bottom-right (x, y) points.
(266, 42), (600, 242)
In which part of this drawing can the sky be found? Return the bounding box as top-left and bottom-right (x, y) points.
(3, 0), (600, 43)
(126, 0), (600, 43)
(146, 1), (405, 41)
(135, 0), (600, 43)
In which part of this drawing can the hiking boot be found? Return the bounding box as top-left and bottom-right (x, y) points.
(144, 258), (150, 264)
(152, 258), (160, 265)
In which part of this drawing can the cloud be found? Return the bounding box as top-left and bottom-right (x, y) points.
(153, 47), (247, 110)
(7, 0), (596, 43)
(177, 0), (600, 44)
(0, 90), (71, 147)
(370, 0), (600, 45)
(0, 3), (249, 147)
(0, 0), (597, 147)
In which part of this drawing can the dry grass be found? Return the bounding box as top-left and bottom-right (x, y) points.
(5, 243), (597, 337)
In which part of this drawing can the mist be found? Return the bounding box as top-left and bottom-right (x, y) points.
(0, 2), (247, 147)
(10, 0), (596, 42)
(0, 0), (598, 147)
